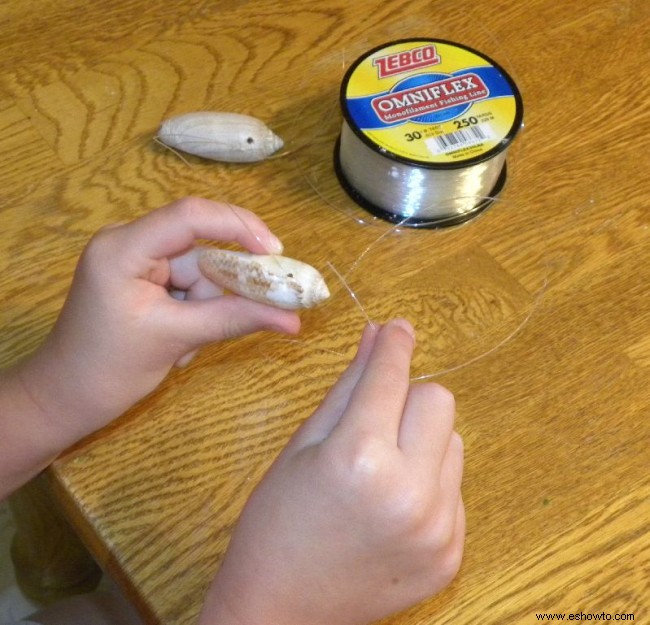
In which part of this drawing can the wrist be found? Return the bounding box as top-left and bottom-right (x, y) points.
(8, 335), (108, 452)
(198, 578), (286, 625)
(198, 571), (334, 625)
(21, 329), (129, 438)
(0, 353), (68, 497)
(197, 591), (246, 625)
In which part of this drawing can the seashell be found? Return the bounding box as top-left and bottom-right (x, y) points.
(157, 112), (284, 163)
(198, 249), (330, 310)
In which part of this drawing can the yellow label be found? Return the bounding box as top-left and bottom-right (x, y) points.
(342, 39), (523, 165)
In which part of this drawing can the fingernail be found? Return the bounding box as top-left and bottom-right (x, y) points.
(361, 321), (380, 339)
(175, 349), (199, 368)
(267, 234), (284, 255)
(390, 318), (416, 342)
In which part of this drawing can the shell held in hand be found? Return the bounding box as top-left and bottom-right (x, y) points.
(198, 249), (330, 310)
(157, 112), (284, 163)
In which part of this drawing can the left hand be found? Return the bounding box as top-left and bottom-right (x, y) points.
(19, 197), (300, 439)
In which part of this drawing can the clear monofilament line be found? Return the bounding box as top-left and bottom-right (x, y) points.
(326, 261), (377, 330)
(338, 122), (507, 222)
(410, 277), (550, 381)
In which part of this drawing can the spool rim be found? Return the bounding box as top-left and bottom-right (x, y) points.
(333, 136), (507, 228)
(339, 37), (524, 171)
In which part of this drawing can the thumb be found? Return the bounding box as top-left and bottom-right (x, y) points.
(168, 295), (301, 348)
(286, 322), (379, 450)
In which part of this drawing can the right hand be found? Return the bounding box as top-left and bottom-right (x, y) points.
(201, 319), (465, 625)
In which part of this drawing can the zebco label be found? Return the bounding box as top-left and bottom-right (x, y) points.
(341, 39), (523, 166)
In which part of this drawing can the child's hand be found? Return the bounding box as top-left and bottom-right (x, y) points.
(201, 319), (465, 625)
(18, 197), (300, 440)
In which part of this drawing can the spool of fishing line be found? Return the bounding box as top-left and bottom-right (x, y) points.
(335, 38), (524, 227)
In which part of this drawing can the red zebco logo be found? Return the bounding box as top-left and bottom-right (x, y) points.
(373, 44), (441, 78)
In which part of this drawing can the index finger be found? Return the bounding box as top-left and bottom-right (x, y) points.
(333, 318), (416, 443)
(116, 197), (283, 260)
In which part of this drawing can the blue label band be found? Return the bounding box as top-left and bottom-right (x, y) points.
(345, 66), (515, 130)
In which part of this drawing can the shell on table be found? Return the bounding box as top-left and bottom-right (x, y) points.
(157, 112), (284, 163)
(198, 249), (330, 310)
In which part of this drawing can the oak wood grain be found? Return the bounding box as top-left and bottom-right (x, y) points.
(1, 0), (648, 623)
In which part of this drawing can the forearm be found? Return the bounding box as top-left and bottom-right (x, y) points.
(0, 344), (95, 500)
(0, 363), (59, 499)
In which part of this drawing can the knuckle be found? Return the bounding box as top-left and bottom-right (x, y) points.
(82, 225), (118, 265)
(219, 317), (246, 341)
(171, 195), (205, 221)
(332, 437), (387, 485)
(426, 382), (456, 411)
(343, 452), (432, 531)
(427, 508), (458, 550)
(383, 482), (432, 531)
(378, 482), (458, 546)
(449, 431), (464, 457)
(434, 537), (465, 587)
(422, 496), (464, 555)
(321, 437), (402, 510)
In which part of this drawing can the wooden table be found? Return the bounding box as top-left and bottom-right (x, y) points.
(1, 0), (648, 623)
